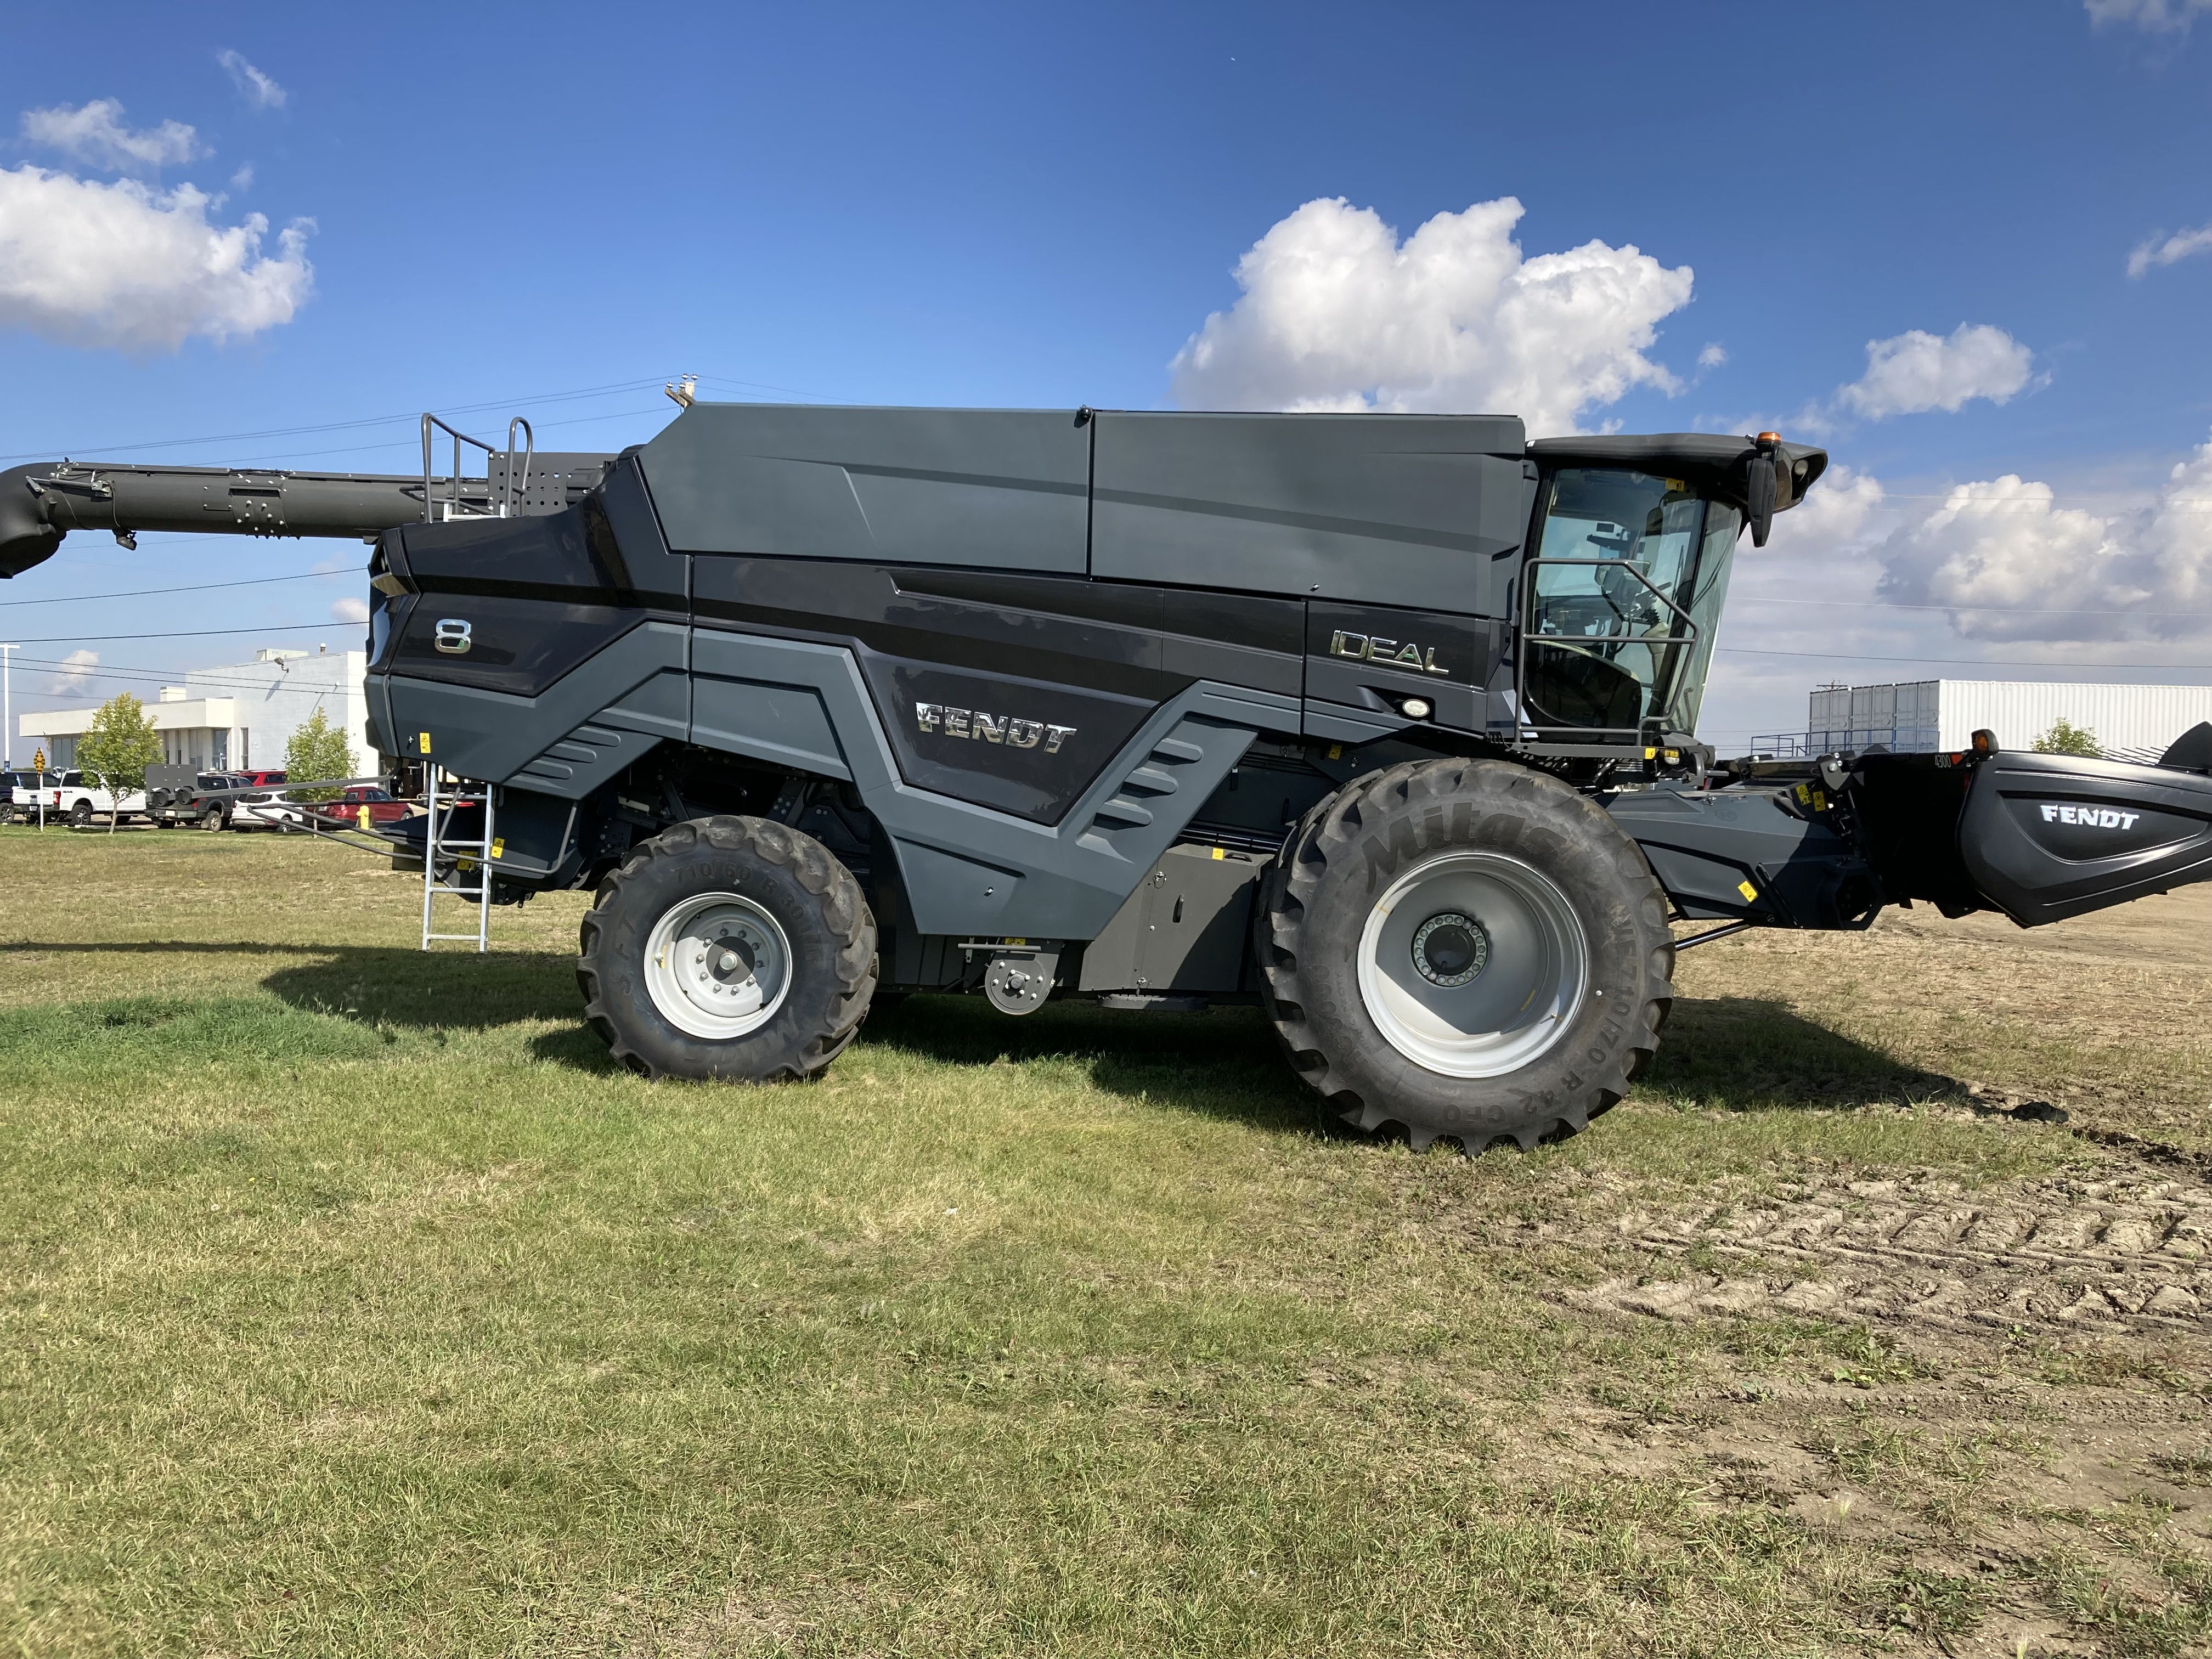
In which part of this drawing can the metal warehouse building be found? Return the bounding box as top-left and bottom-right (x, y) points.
(1768, 680), (2212, 760)
(19, 646), (369, 773)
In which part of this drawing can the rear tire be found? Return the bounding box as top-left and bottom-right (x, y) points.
(67, 799), (92, 828)
(577, 815), (877, 1082)
(1254, 758), (1674, 1150)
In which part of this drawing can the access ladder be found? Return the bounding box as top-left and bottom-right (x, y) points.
(420, 771), (496, 951)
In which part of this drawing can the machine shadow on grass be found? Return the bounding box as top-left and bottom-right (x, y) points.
(0, 941), (588, 1033)
(1638, 995), (1962, 1111)
(5, 941), (1957, 1123)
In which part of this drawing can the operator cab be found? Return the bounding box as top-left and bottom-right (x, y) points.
(1516, 433), (1826, 755)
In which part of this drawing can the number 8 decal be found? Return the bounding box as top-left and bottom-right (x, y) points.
(434, 618), (473, 654)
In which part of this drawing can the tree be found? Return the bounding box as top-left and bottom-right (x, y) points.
(2032, 718), (2101, 758)
(75, 692), (162, 834)
(283, 708), (357, 803)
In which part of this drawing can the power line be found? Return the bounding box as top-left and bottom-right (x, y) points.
(4, 653), (357, 700)
(1718, 645), (2211, 670)
(0, 376), (669, 464)
(0, 570), (338, 607)
(221, 403), (673, 467)
(0, 368), (838, 469)
(0, 622), (338, 645)
(1733, 592), (2212, 618)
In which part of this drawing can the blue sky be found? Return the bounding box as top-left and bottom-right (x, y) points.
(2, 0), (2208, 751)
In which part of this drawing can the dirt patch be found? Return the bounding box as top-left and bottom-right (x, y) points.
(1570, 1167), (2212, 1335)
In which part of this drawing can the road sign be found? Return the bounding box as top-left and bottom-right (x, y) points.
(31, 748), (44, 771)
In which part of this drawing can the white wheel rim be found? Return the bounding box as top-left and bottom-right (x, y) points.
(1356, 851), (1589, 1079)
(643, 891), (793, 1041)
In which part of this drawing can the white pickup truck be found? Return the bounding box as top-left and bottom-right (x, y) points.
(31, 771), (149, 827)
(4, 769), (58, 823)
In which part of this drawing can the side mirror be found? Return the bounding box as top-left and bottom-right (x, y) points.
(1746, 435), (1780, 548)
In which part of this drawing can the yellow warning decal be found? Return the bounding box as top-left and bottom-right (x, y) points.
(1737, 880), (1758, 902)
(419, 731), (432, 754)
(1812, 790), (1827, 811)
(1795, 783), (1810, 804)
(489, 837), (505, 860)
(1327, 743), (1342, 760)
(1211, 847), (1225, 860)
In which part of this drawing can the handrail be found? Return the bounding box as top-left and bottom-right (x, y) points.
(418, 413), (536, 522)
(420, 414), (487, 524)
(502, 416), (534, 515)
(1515, 555), (1701, 748)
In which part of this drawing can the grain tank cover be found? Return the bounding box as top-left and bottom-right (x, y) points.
(631, 403), (1532, 612)
(1089, 411), (1528, 613)
(635, 403), (1092, 573)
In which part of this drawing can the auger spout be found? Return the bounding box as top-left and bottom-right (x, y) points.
(0, 460), (448, 579)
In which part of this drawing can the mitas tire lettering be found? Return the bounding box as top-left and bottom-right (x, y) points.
(1252, 758), (1675, 1152)
(575, 814), (877, 1084)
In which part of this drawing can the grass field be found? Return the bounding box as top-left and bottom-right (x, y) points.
(2, 823), (2208, 1657)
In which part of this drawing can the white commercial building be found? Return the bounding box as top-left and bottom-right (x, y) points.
(1766, 680), (2212, 761)
(20, 647), (369, 774)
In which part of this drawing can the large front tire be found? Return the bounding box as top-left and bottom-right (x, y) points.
(577, 816), (877, 1082)
(1255, 759), (1673, 1150)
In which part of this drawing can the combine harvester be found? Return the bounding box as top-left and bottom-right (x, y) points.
(5, 403), (2209, 1150)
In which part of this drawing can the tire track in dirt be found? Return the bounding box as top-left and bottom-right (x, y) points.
(1570, 1171), (2212, 1334)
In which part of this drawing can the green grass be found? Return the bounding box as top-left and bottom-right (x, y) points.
(0, 825), (2206, 1656)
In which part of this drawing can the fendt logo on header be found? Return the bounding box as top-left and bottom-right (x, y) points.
(1329, 630), (1451, 676)
(2041, 803), (2141, 830)
(915, 703), (1077, 754)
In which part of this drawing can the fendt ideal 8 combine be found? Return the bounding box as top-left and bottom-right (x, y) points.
(7, 402), (2212, 1149)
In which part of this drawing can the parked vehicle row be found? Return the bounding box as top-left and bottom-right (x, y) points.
(6, 769), (417, 831)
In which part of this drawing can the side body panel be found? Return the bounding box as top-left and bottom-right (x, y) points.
(689, 627), (1289, 937)
(690, 557), (1305, 821)
(1076, 844), (1267, 993)
(368, 456), (692, 793)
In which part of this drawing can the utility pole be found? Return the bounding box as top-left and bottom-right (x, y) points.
(1, 642), (14, 772)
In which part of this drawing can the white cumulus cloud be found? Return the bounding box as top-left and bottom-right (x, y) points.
(330, 596), (369, 624)
(1771, 463), (1888, 557)
(2085, 0), (2212, 29)
(2129, 222), (2212, 277)
(1168, 196), (1696, 435)
(1696, 343), (1728, 369)
(1876, 431), (2212, 640)
(218, 50), (287, 110)
(48, 649), (98, 695)
(1835, 323), (2036, 420)
(0, 165), (313, 352)
(20, 100), (201, 171)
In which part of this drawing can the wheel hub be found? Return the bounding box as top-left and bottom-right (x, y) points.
(1356, 852), (1589, 1080)
(1410, 911), (1488, 986)
(646, 893), (792, 1040)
